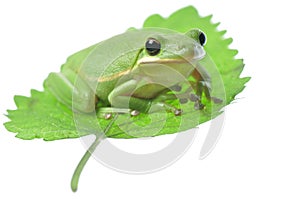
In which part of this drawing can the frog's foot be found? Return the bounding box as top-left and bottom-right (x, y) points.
(98, 107), (143, 119)
(149, 101), (182, 116)
(174, 90), (205, 111)
(98, 107), (130, 119)
(153, 87), (203, 113)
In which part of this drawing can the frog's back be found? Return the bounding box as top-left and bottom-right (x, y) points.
(59, 43), (140, 104)
(61, 44), (138, 78)
(60, 44), (98, 73)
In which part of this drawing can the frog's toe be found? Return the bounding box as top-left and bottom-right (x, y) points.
(179, 98), (188, 104)
(174, 108), (183, 116)
(189, 93), (200, 102)
(194, 102), (205, 110)
(130, 110), (140, 116)
(211, 97), (223, 104)
(104, 113), (113, 120)
(170, 84), (182, 92)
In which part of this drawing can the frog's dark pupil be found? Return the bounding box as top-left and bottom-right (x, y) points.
(145, 38), (161, 56)
(199, 32), (206, 46)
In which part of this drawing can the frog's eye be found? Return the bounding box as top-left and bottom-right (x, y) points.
(145, 38), (161, 56)
(198, 31), (206, 46)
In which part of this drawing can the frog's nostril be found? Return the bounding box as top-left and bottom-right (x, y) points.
(193, 45), (206, 60)
(175, 45), (184, 51)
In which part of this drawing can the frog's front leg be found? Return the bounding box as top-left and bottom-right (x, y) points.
(192, 68), (222, 109)
(44, 69), (96, 113)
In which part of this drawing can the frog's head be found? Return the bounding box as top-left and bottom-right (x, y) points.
(137, 29), (206, 63)
(135, 29), (206, 80)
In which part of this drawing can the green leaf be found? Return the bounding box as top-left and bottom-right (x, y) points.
(3, 6), (250, 141)
(4, 89), (84, 141)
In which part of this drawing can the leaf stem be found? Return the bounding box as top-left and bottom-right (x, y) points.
(71, 114), (118, 192)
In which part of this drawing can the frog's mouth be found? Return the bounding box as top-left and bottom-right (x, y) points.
(137, 57), (189, 65)
(137, 55), (202, 65)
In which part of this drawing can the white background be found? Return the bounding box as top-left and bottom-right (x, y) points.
(1, 0), (300, 198)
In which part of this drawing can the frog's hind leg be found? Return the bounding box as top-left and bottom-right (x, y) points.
(44, 68), (96, 113)
(98, 79), (183, 118)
